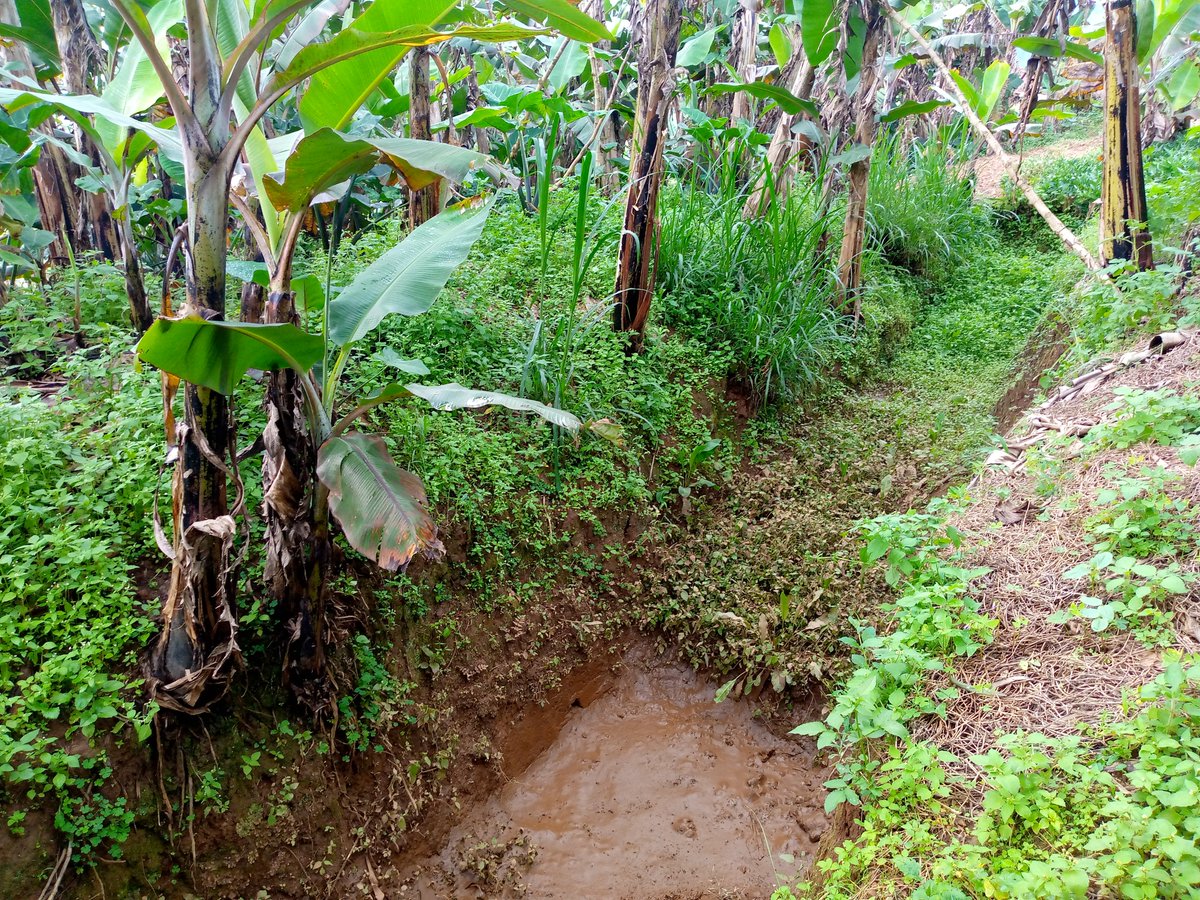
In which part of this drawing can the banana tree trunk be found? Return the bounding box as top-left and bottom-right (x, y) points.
(29, 143), (81, 264)
(1100, 0), (1153, 270)
(0, 0), (79, 264)
(612, 0), (682, 349)
(261, 284), (329, 704)
(146, 4), (240, 711)
(836, 2), (882, 319)
(464, 64), (490, 155)
(118, 209), (154, 333)
(729, 0), (759, 123)
(583, 0), (618, 193)
(744, 35), (813, 218)
(408, 47), (440, 229)
(50, 0), (132, 268)
(148, 166), (239, 712)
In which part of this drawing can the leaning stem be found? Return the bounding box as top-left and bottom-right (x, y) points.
(298, 371), (333, 441)
(109, 0), (201, 141)
(323, 344), (353, 417)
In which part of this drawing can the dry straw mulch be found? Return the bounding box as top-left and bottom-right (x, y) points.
(913, 330), (1200, 764)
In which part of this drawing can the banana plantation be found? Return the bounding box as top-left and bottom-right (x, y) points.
(1, 0), (1199, 895)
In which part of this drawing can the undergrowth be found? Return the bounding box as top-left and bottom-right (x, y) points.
(0, 280), (160, 865)
(785, 499), (1200, 899)
(866, 131), (991, 278)
(1004, 134), (1200, 247)
(784, 173), (1200, 899)
(648, 228), (1068, 690)
(657, 152), (842, 405)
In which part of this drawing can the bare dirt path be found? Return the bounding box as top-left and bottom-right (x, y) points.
(974, 132), (1103, 198)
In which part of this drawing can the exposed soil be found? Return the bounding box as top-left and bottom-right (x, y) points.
(973, 132), (1103, 199)
(396, 644), (828, 899)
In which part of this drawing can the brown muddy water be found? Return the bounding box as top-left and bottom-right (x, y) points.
(398, 646), (829, 899)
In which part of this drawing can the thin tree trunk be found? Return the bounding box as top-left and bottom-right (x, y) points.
(435, 50), (458, 146)
(836, 2), (882, 318)
(730, 0), (759, 123)
(50, 0), (125, 260)
(612, 0), (682, 349)
(885, 3), (1103, 273)
(1100, 0), (1153, 270)
(744, 34), (813, 218)
(408, 47), (440, 228)
(584, 0), (618, 192)
(120, 216), (154, 332)
(0, 0), (80, 264)
(465, 63), (490, 155)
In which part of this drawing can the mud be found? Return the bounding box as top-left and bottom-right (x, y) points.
(398, 646), (829, 899)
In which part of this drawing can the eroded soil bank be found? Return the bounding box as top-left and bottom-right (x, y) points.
(397, 645), (828, 899)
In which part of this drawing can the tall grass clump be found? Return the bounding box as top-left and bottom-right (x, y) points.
(658, 147), (842, 406)
(866, 130), (992, 277)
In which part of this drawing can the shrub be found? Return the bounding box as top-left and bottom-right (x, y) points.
(1028, 155), (1102, 219)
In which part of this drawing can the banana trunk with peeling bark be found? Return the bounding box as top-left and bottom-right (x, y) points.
(744, 36), (814, 219)
(729, 0), (759, 123)
(143, 3), (240, 713)
(836, 2), (883, 318)
(149, 158), (239, 713)
(408, 47), (441, 229)
(263, 291), (331, 704)
(584, 0), (618, 192)
(1101, 0), (1153, 270)
(612, 0), (682, 348)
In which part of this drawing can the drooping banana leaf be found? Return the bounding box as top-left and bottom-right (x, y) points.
(0, 88), (184, 163)
(317, 431), (441, 571)
(705, 82), (818, 118)
(262, 129), (498, 213)
(496, 0), (612, 42)
(405, 382), (582, 431)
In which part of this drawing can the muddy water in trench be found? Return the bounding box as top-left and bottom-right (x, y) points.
(399, 648), (829, 899)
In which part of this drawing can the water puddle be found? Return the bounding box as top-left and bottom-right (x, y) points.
(399, 647), (828, 899)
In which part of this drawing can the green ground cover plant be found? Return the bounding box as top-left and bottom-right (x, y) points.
(0, 278), (160, 860)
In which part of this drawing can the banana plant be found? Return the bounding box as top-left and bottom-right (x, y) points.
(136, 193), (609, 697)
(203, 1), (601, 703)
(231, 126), (505, 694)
(0, 0), (606, 713)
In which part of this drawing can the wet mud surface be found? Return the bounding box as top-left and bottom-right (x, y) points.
(399, 647), (829, 899)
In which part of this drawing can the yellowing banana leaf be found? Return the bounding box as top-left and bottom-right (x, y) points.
(317, 431), (441, 571)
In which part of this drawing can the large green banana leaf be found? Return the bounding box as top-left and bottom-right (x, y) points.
(327, 194), (495, 346)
